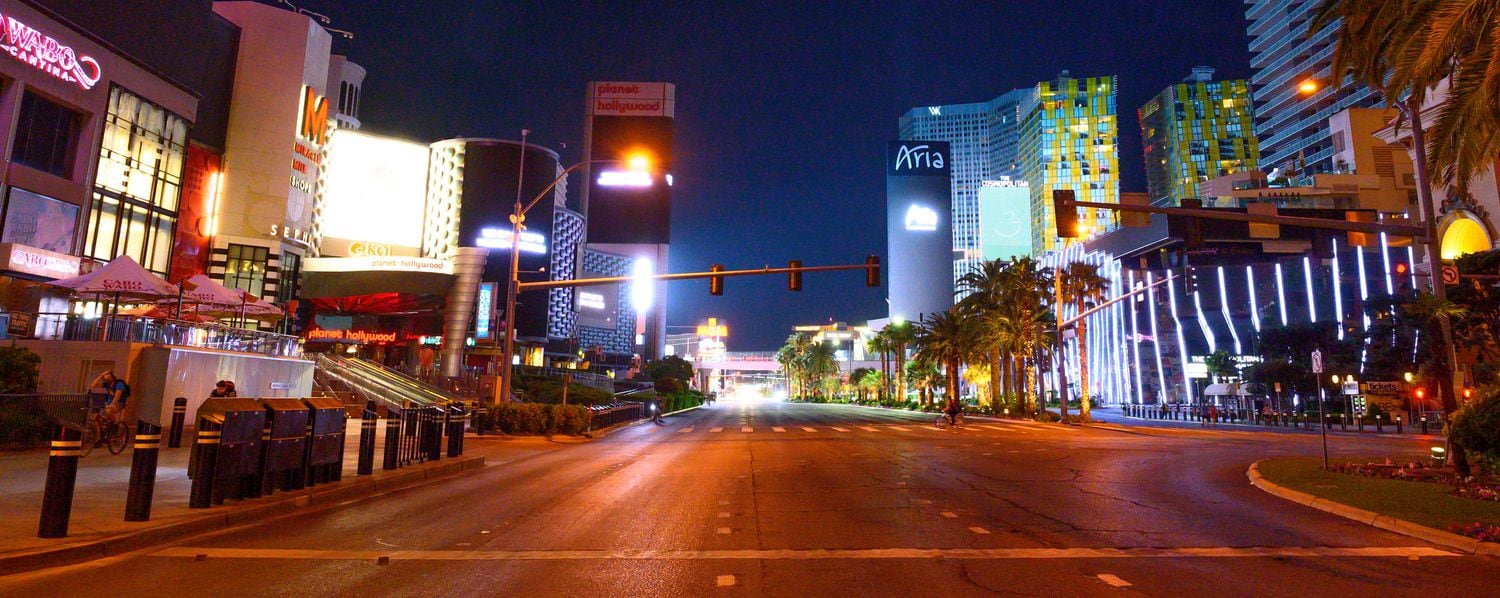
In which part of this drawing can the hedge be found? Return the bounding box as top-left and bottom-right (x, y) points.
(488, 403), (594, 435)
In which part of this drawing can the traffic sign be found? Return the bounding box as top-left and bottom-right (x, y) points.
(1440, 265), (1459, 285)
(1311, 349), (1323, 374)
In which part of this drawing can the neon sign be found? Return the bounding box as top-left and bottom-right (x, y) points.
(596, 170), (652, 187)
(476, 228), (547, 253)
(474, 282), (495, 340)
(904, 205), (939, 231)
(0, 13), (101, 90)
(298, 86), (329, 145)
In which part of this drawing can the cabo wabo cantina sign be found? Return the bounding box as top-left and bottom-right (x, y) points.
(0, 12), (101, 90)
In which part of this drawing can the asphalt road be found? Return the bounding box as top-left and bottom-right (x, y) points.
(3, 401), (1496, 597)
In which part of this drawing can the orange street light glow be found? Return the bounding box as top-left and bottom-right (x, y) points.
(1297, 80), (1318, 95)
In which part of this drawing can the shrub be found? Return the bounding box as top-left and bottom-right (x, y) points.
(1451, 391), (1500, 474)
(1034, 410), (1062, 423)
(654, 377), (685, 396)
(0, 402), (50, 449)
(514, 374), (612, 405)
(549, 404), (593, 435)
(0, 346), (40, 394)
(489, 403), (595, 435)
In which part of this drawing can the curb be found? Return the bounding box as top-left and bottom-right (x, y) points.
(1246, 459), (1498, 556)
(1114, 413), (1446, 441)
(589, 403), (708, 439)
(0, 454), (487, 577)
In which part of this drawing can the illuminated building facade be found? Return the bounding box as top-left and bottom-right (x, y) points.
(898, 88), (1027, 287)
(1139, 68), (1259, 207)
(1019, 71), (1118, 253)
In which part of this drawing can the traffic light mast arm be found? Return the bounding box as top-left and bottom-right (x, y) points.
(1058, 272), (1174, 329)
(516, 261), (879, 291)
(1069, 200), (1428, 239)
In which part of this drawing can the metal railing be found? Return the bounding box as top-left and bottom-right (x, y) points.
(0, 393), (90, 450)
(24, 312), (303, 358)
(515, 365), (616, 392)
(588, 403), (643, 430)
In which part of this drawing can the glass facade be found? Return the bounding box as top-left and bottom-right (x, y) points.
(1140, 75), (1260, 206)
(12, 91), (80, 178)
(1020, 73), (1119, 253)
(224, 243), (269, 297)
(84, 87), (189, 275)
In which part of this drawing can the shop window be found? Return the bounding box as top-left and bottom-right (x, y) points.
(85, 87), (187, 274)
(224, 244), (269, 298)
(277, 251), (302, 304)
(12, 91), (79, 178)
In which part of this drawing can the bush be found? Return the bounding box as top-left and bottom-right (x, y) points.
(489, 403), (595, 436)
(1034, 410), (1062, 423)
(514, 374), (613, 405)
(654, 377), (685, 396)
(0, 346), (40, 393)
(0, 402), (50, 449)
(1451, 391), (1500, 474)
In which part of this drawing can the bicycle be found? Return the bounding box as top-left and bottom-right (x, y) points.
(79, 408), (130, 456)
(934, 412), (966, 430)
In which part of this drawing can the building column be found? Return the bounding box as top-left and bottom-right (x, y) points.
(441, 247), (489, 377)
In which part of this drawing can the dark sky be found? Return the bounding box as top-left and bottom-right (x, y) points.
(304, 0), (1252, 351)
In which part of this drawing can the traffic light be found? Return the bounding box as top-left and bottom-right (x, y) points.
(709, 264), (725, 296)
(788, 260), (802, 291)
(1180, 198), (1204, 249)
(865, 255), (881, 287)
(1052, 189), (1078, 239)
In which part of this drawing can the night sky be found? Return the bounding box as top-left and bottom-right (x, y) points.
(305, 1), (1252, 351)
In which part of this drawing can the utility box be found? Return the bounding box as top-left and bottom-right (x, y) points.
(260, 398), (310, 493)
(195, 398), (265, 503)
(303, 396), (347, 485)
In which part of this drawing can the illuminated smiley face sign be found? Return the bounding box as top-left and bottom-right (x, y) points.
(904, 205), (939, 231)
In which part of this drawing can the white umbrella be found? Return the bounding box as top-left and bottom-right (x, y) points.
(48, 255), (178, 300)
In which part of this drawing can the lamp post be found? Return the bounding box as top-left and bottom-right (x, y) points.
(493, 142), (647, 406)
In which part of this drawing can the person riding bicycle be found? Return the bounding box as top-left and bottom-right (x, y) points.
(944, 395), (962, 427)
(91, 370), (131, 425)
(651, 396), (665, 424)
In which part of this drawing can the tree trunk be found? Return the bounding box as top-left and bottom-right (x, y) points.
(897, 344), (908, 406)
(988, 346), (1001, 414)
(1078, 313), (1092, 423)
(1025, 360), (1038, 416)
(1430, 323), (1471, 477)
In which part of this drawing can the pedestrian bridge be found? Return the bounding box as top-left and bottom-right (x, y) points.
(694, 352), (880, 373)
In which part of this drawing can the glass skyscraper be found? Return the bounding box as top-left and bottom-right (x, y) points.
(1019, 71), (1119, 254)
(1139, 67), (1260, 206)
(898, 88), (1028, 291)
(1246, 0), (1380, 175)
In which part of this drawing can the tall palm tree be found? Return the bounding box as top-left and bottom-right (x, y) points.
(1403, 292), (1474, 476)
(906, 359), (941, 406)
(913, 308), (968, 406)
(866, 331), (891, 402)
(1004, 257), (1053, 416)
(776, 333), (814, 398)
(1313, 0), (1500, 191)
(958, 260), (1010, 413)
(1057, 261), (1112, 422)
(803, 341), (840, 398)
(886, 322), (916, 403)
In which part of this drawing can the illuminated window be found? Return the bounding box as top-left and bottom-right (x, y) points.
(84, 87), (187, 275)
(12, 91), (79, 178)
(224, 244), (269, 297)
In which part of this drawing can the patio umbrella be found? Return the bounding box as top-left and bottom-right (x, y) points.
(48, 255), (179, 313)
(162, 274), (244, 318)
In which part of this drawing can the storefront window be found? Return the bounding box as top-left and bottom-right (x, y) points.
(277, 251), (302, 304)
(1, 188), (79, 253)
(224, 243), (269, 297)
(84, 87), (188, 274)
(12, 91), (79, 178)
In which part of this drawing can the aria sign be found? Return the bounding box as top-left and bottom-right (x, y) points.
(0, 13), (101, 90)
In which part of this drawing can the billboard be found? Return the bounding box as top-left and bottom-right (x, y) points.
(583, 81), (674, 244)
(978, 179), (1032, 261)
(887, 141), (954, 322)
(321, 130), (429, 254)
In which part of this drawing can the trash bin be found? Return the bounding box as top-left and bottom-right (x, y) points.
(259, 398), (310, 495)
(193, 398), (265, 505)
(303, 397), (347, 486)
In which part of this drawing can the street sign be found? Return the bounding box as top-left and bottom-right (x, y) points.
(1342, 381), (1360, 395)
(1311, 349), (1323, 374)
(1440, 265), (1459, 285)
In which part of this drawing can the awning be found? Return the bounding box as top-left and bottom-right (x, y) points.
(1203, 382), (1250, 396)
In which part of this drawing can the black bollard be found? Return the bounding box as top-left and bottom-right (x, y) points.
(167, 398), (188, 448)
(447, 406), (462, 458)
(1396, 416), (1403, 434)
(1420, 416), (1428, 435)
(38, 425), (83, 538)
(382, 409), (401, 470)
(188, 422), (222, 509)
(428, 407), (443, 462)
(124, 422), (162, 522)
(358, 401), (377, 475)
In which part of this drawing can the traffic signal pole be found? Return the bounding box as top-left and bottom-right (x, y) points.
(515, 260), (880, 292)
(1065, 199), (1428, 240)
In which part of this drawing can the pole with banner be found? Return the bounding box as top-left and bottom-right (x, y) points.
(1312, 349), (1328, 468)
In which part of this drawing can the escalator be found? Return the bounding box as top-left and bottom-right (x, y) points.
(314, 353), (460, 412)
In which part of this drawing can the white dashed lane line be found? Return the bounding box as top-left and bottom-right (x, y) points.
(1096, 573), (1131, 588)
(858, 426), (880, 432)
(969, 527), (991, 535)
(717, 575), (737, 587)
(801, 427), (817, 432)
(832, 427), (850, 432)
(679, 427), (694, 433)
(741, 427), (753, 433)
(772, 426), (786, 432)
(710, 427), (724, 433)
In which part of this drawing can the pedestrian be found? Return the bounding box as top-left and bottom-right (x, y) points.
(1208, 404), (1219, 423)
(418, 345), (437, 377)
(652, 396), (664, 424)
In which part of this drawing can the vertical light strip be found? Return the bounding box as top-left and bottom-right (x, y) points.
(1356, 246), (1371, 331)
(1331, 238), (1344, 339)
(1193, 283), (1216, 353)
(1275, 263), (1289, 325)
(1246, 265), (1261, 332)
(1303, 256), (1318, 323)
(1406, 246), (1418, 289)
(1217, 266), (1242, 354)
(1147, 271), (1168, 404)
(1168, 270), (1195, 405)
(1128, 271), (1145, 404)
(1379, 230), (1395, 295)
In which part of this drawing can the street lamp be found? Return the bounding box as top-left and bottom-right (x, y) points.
(493, 134), (650, 405)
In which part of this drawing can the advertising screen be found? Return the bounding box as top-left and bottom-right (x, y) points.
(321, 130), (429, 252)
(887, 141), (954, 321)
(1, 188), (78, 254)
(585, 115), (673, 244)
(576, 284), (621, 329)
(978, 180), (1032, 261)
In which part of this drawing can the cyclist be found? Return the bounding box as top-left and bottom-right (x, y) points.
(651, 396), (664, 424)
(944, 395), (962, 427)
(91, 370), (131, 426)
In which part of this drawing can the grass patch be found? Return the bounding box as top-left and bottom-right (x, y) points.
(1259, 457), (1500, 534)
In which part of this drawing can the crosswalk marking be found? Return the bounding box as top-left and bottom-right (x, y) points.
(858, 426), (879, 432)
(679, 427), (694, 433)
(801, 427), (817, 432)
(772, 426), (786, 432)
(831, 427), (850, 432)
(710, 427), (724, 433)
(741, 427), (753, 433)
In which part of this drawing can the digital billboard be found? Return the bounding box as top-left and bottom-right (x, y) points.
(321, 130), (429, 254)
(887, 141), (954, 322)
(576, 284), (621, 329)
(978, 179), (1032, 261)
(583, 81), (674, 244)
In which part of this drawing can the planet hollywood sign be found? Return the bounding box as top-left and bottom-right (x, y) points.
(0, 12), (101, 90)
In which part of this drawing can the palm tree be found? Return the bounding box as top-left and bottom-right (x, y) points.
(866, 331), (891, 402)
(958, 260), (1010, 413)
(913, 308), (968, 406)
(776, 333), (814, 399)
(1057, 262), (1112, 422)
(1313, 0), (1500, 191)
(803, 341), (840, 398)
(886, 322), (916, 403)
(906, 359), (941, 406)
(1403, 292), (1474, 476)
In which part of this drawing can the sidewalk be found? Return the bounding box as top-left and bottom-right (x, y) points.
(1091, 407), (1447, 441)
(0, 420), (569, 576)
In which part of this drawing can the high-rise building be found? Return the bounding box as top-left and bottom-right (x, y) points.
(1246, 0), (1381, 176)
(1019, 71), (1119, 253)
(1139, 67), (1259, 206)
(898, 88), (1026, 288)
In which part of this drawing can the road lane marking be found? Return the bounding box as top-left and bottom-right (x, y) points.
(832, 427), (850, 432)
(888, 426), (906, 431)
(858, 426), (880, 432)
(710, 427), (724, 433)
(719, 500), (730, 506)
(679, 427), (694, 433)
(152, 546), (1458, 561)
(741, 427), (753, 433)
(969, 527), (991, 535)
(802, 427), (817, 432)
(941, 512), (957, 518)
(719, 512), (732, 518)
(716, 527), (732, 534)
(772, 426), (786, 432)
(1097, 574), (1131, 588)
(717, 575), (737, 587)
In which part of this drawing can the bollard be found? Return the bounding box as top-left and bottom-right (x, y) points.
(38, 425), (83, 538)
(357, 401), (377, 476)
(428, 407), (444, 461)
(1420, 416), (1428, 435)
(1376, 416), (1383, 434)
(382, 408), (401, 470)
(446, 406), (462, 458)
(167, 397), (188, 448)
(1396, 416), (1403, 434)
(188, 422), (222, 509)
(124, 422), (163, 522)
